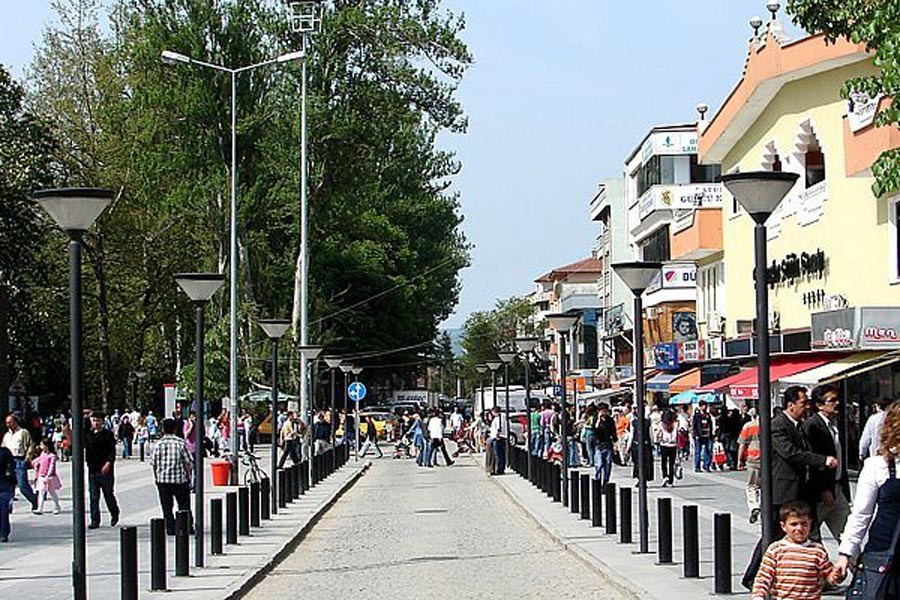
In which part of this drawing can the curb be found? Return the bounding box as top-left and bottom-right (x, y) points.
(222, 461), (371, 599)
(485, 467), (646, 600)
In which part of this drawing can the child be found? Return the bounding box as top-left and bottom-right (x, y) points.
(31, 439), (62, 515)
(752, 501), (833, 600)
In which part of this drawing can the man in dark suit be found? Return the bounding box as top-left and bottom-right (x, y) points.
(741, 385), (837, 589)
(803, 383), (850, 543)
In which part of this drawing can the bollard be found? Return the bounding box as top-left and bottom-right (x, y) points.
(619, 487), (632, 544)
(139, 440), (145, 462)
(238, 486), (250, 536)
(293, 463), (301, 498)
(210, 498), (223, 555)
(250, 481), (260, 527)
(285, 467), (294, 503)
(605, 483), (617, 535)
(300, 461), (308, 494)
(120, 526), (138, 600)
(551, 464), (561, 503)
(714, 513), (732, 594)
(657, 497), (673, 564)
(150, 518), (167, 591)
(278, 470), (288, 508)
(591, 478), (602, 527)
(175, 510), (190, 576)
(226, 491), (238, 545)
(260, 478), (271, 521)
(683, 505), (700, 578)
(569, 471), (579, 514)
(580, 474), (590, 520)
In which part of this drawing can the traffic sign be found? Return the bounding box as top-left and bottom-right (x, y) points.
(348, 382), (367, 402)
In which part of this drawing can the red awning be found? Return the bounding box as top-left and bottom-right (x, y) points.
(695, 368), (752, 393)
(726, 356), (838, 400)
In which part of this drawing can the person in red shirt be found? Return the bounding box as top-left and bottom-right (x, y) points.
(739, 408), (761, 523)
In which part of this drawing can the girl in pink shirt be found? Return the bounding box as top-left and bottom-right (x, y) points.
(32, 439), (62, 514)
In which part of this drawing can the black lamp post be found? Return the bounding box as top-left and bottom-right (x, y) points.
(351, 366), (363, 456)
(298, 345), (324, 483)
(612, 261), (662, 554)
(546, 313), (579, 506)
(258, 319), (292, 516)
(34, 187), (113, 600)
(175, 272), (225, 568)
(339, 363), (353, 443)
(323, 357), (342, 446)
(515, 337), (540, 479)
(721, 170), (798, 549)
(475, 364), (488, 409)
(497, 350), (516, 461)
(485, 360), (503, 468)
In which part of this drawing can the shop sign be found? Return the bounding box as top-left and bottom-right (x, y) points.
(641, 131), (698, 164)
(812, 307), (900, 350)
(566, 377), (587, 392)
(654, 342), (679, 370)
(647, 263), (696, 293)
(638, 184), (723, 220)
(679, 340), (706, 362)
(604, 303), (625, 336)
(706, 338), (723, 360)
(730, 383), (758, 400)
(847, 92), (883, 133)
(766, 248), (827, 287)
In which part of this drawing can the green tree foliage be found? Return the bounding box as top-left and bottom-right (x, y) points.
(787, 0), (900, 195)
(12, 0), (471, 411)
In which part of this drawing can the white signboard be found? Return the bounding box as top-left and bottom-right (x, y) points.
(847, 92), (883, 133)
(638, 183), (724, 220)
(641, 131), (698, 163)
(647, 263), (697, 293)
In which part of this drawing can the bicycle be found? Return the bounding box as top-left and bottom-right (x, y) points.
(240, 450), (268, 485)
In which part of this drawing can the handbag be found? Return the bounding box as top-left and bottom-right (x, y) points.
(846, 463), (900, 600)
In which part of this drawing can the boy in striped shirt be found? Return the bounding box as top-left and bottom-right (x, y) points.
(752, 501), (834, 600)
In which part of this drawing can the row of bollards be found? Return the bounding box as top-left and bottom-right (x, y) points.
(508, 444), (732, 595)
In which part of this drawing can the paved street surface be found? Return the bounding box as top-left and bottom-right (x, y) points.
(247, 454), (629, 600)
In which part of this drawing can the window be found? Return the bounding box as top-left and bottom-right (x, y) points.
(690, 155), (721, 183)
(636, 154), (693, 196)
(805, 145), (825, 187)
(640, 226), (670, 262)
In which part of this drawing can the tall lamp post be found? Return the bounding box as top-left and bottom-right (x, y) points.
(323, 357), (342, 446)
(258, 319), (292, 516)
(497, 350), (517, 463)
(515, 337), (540, 480)
(175, 272), (226, 567)
(721, 171), (798, 548)
(339, 363), (354, 443)
(546, 313), (579, 506)
(351, 366), (363, 456)
(161, 47), (305, 484)
(485, 360), (503, 469)
(34, 187), (113, 600)
(298, 345), (324, 484)
(475, 365), (488, 410)
(612, 261), (662, 554)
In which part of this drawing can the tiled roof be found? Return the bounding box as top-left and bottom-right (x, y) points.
(534, 257), (603, 283)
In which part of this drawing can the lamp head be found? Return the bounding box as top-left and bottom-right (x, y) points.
(497, 350), (516, 364)
(161, 50), (191, 66)
(276, 49), (305, 63)
(339, 364), (353, 374)
(766, 1), (780, 19)
(750, 15), (764, 36)
(545, 313), (579, 333)
(611, 262), (663, 295)
(485, 361), (503, 372)
(258, 318), (292, 340)
(174, 272), (226, 303)
(475, 365), (488, 374)
(720, 171), (799, 224)
(514, 337), (540, 353)
(324, 356), (343, 369)
(351, 366), (363, 375)
(34, 188), (114, 234)
(298, 345), (324, 360)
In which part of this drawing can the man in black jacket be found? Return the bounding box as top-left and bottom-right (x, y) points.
(803, 383), (850, 543)
(85, 412), (120, 528)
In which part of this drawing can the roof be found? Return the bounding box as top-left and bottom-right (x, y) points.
(534, 257), (603, 283)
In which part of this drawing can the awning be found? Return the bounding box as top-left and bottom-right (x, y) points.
(696, 368), (753, 393)
(779, 351), (884, 386)
(647, 372), (681, 393)
(727, 355), (837, 400)
(615, 369), (659, 388)
(669, 368), (701, 394)
(670, 390), (717, 405)
(822, 351), (900, 384)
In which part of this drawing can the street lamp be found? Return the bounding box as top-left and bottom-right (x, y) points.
(339, 363), (354, 445)
(258, 319), (292, 516)
(485, 360), (503, 471)
(546, 313), (579, 506)
(721, 170), (798, 549)
(161, 47), (305, 484)
(175, 272), (225, 567)
(323, 357), (343, 447)
(515, 337), (540, 481)
(497, 350), (516, 466)
(612, 261), (662, 554)
(298, 344), (324, 485)
(475, 364), (488, 412)
(351, 366), (363, 456)
(34, 187), (113, 600)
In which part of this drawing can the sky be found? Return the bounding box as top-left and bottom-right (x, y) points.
(0, 1), (806, 329)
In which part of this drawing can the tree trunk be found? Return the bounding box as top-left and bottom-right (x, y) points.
(87, 235), (111, 412)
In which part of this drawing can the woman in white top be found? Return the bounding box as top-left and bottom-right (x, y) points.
(657, 411), (680, 487)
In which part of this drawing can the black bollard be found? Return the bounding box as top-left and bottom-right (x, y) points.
(657, 497), (673, 564)
(120, 526), (138, 600)
(605, 483), (617, 535)
(619, 487), (632, 544)
(300, 461), (308, 493)
(293, 463), (301, 498)
(284, 467), (294, 503)
(714, 513), (732, 594)
(260, 478), (271, 521)
(226, 491), (238, 545)
(175, 510), (190, 576)
(569, 471), (579, 514)
(580, 474), (590, 520)
(278, 470), (288, 508)
(210, 498), (223, 555)
(150, 518), (167, 591)
(238, 486), (250, 536)
(139, 440), (145, 462)
(552, 464), (561, 503)
(683, 505), (700, 578)
(250, 481), (260, 527)
(591, 478), (603, 527)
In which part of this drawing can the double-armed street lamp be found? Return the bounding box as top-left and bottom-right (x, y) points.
(497, 350), (517, 463)
(34, 187), (114, 600)
(175, 272), (226, 567)
(546, 313), (579, 506)
(258, 319), (292, 516)
(721, 171), (798, 549)
(514, 337), (540, 480)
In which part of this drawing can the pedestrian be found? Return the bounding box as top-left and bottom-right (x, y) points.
(410, 413), (427, 466)
(358, 416), (384, 459)
(750, 500), (835, 600)
(450, 407), (464, 433)
(31, 438), (62, 515)
(692, 400), (714, 472)
(145, 410), (158, 439)
(616, 404), (633, 466)
(649, 406), (662, 458)
(631, 413), (654, 485)
(135, 416), (149, 456)
(2, 414), (37, 510)
(428, 409), (453, 467)
(739, 408), (762, 524)
(344, 410), (356, 450)
(0, 444), (16, 542)
(488, 406), (507, 474)
(741, 386), (837, 589)
(580, 404), (597, 467)
(658, 411), (679, 487)
(150, 418), (194, 535)
(859, 397), (891, 463)
(592, 402), (616, 487)
(313, 412), (331, 456)
(84, 412), (120, 529)
(117, 415), (135, 459)
(803, 384), (850, 543)
(831, 400), (900, 592)
(278, 411), (300, 467)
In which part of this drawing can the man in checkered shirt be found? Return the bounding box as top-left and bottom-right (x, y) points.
(150, 418), (194, 534)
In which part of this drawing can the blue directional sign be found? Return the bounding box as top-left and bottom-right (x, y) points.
(348, 382), (367, 402)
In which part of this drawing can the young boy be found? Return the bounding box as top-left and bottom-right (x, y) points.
(752, 501), (834, 600)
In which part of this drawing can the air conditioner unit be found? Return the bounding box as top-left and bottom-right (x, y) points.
(707, 311), (724, 334)
(645, 307), (659, 320)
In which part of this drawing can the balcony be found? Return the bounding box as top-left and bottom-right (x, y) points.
(631, 183), (723, 239)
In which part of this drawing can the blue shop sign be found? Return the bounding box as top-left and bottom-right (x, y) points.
(654, 342), (679, 370)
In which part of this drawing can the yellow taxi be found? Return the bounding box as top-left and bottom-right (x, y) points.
(337, 411), (399, 440)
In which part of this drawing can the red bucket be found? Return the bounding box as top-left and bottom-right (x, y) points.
(210, 461), (231, 486)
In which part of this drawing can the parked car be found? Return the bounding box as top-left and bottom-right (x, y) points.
(338, 411), (400, 440)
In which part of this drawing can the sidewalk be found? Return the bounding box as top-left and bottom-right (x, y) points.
(0, 446), (369, 599)
(488, 453), (843, 599)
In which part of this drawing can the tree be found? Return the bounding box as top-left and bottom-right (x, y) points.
(787, 0), (900, 195)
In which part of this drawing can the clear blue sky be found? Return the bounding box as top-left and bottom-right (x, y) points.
(0, 1), (805, 329)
